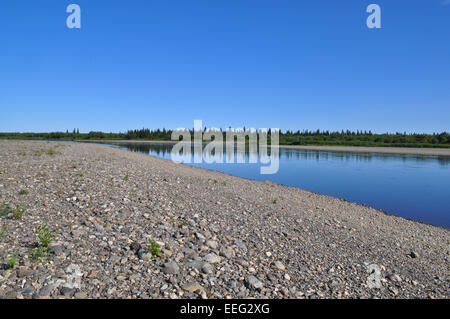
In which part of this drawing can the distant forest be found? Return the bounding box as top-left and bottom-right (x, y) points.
(1, 128), (450, 148)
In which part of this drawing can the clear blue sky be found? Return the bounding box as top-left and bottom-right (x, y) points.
(1, 0), (449, 133)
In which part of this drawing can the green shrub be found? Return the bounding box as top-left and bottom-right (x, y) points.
(36, 222), (52, 247)
(31, 247), (49, 263)
(148, 240), (161, 258)
(7, 253), (18, 269)
(13, 204), (26, 220)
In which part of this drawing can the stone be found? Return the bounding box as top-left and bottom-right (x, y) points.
(182, 282), (204, 292)
(205, 240), (218, 249)
(22, 288), (34, 297)
(202, 262), (214, 274)
(245, 275), (263, 290)
(234, 241), (247, 251)
(204, 253), (221, 264)
(130, 242), (142, 253)
(195, 232), (206, 240)
(17, 267), (34, 278)
(38, 285), (53, 297)
(186, 260), (204, 270)
(410, 251), (419, 259)
(219, 248), (234, 259)
(138, 249), (151, 261)
(162, 249), (172, 257)
(274, 261), (286, 271)
(75, 292), (88, 299)
(60, 287), (75, 297)
(162, 261), (180, 274)
(387, 274), (402, 282)
(49, 245), (65, 255)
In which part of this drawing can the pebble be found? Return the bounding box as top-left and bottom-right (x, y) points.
(60, 287), (75, 298)
(274, 261), (286, 271)
(182, 282), (204, 292)
(245, 275), (263, 290)
(205, 240), (218, 249)
(201, 263), (214, 274)
(162, 261), (180, 274)
(204, 253), (221, 264)
(410, 251), (419, 259)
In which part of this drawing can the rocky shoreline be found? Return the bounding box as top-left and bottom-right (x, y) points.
(0, 140), (448, 299)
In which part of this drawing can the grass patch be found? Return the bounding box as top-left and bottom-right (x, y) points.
(19, 189), (29, 195)
(148, 239), (161, 259)
(7, 253), (18, 269)
(33, 148), (61, 157)
(36, 221), (52, 247)
(0, 202), (26, 220)
(124, 174), (129, 181)
(46, 149), (61, 156)
(31, 222), (53, 263)
(31, 246), (50, 263)
(0, 226), (7, 239)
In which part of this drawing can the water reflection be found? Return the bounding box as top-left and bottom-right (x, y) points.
(111, 142), (450, 166)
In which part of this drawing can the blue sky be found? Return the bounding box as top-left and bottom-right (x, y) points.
(1, 0), (449, 133)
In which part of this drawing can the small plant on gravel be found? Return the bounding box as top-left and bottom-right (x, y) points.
(124, 174), (129, 181)
(46, 148), (61, 156)
(31, 247), (49, 263)
(0, 226), (7, 239)
(77, 173), (84, 177)
(36, 222), (52, 247)
(7, 253), (18, 269)
(12, 204), (26, 220)
(0, 202), (12, 217)
(33, 149), (44, 156)
(178, 218), (189, 228)
(19, 189), (29, 195)
(148, 240), (161, 259)
(213, 179), (218, 184)
(272, 199), (277, 204)
(1, 203), (27, 220)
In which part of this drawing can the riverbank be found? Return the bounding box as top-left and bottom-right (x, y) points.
(0, 140), (448, 299)
(79, 140), (450, 157)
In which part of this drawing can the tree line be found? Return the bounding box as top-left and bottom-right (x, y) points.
(0, 128), (449, 148)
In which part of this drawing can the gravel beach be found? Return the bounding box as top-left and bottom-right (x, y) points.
(0, 140), (448, 299)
